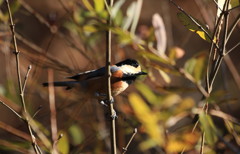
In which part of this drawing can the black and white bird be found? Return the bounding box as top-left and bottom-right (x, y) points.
(43, 59), (147, 100)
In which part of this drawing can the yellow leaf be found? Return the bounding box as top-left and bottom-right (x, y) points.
(129, 93), (164, 146)
(57, 131), (69, 154)
(94, 0), (104, 12)
(83, 25), (97, 33)
(166, 131), (200, 153)
(82, 0), (94, 11)
(175, 97), (195, 113)
(158, 69), (171, 84)
(230, 0), (240, 8)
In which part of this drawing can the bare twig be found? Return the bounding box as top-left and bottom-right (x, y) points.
(48, 69), (58, 154)
(0, 100), (23, 120)
(19, 0), (94, 64)
(168, 0), (213, 43)
(226, 14), (240, 42)
(105, 0), (117, 153)
(122, 128), (137, 154)
(0, 121), (31, 142)
(32, 105), (43, 118)
(223, 55), (240, 90)
(174, 66), (209, 98)
(22, 65), (32, 93)
(53, 134), (63, 147)
(5, 0), (41, 153)
(200, 132), (205, 154)
(226, 41), (240, 55)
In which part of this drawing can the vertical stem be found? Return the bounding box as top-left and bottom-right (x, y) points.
(5, 0), (41, 153)
(105, 0), (116, 154)
(48, 69), (58, 154)
(200, 132), (205, 154)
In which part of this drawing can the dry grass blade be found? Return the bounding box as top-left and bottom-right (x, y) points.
(152, 13), (167, 56)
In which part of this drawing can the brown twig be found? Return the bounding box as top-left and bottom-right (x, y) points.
(0, 100), (23, 120)
(122, 128), (137, 154)
(105, 0), (117, 153)
(200, 132), (205, 154)
(48, 69), (58, 154)
(5, 0), (41, 153)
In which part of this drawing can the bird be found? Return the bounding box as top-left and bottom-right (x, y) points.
(43, 59), (147, 101)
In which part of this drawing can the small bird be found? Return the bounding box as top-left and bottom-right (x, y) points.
(43, 59), (147, 101)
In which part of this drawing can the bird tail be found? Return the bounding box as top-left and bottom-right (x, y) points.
(42, 81), (79, 89)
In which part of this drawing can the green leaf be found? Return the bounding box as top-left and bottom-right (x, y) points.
(184, 52), (207, 81)
(135, 83), (158, 104)
(10, 1), (21, 14)
(68, 125), (84, 145)
(177, 12), (212, 42)
(113, 10), (123, 26)
(112, 28), (133, 45)
(199, 113), (218, 146)
(57, 131), (69, 154)
(139, 51), (170, 64)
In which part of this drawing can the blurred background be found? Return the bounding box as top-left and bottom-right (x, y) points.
(0, 0), (240, 153)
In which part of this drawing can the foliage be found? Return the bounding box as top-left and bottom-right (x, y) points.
(0, 0), (240, 153)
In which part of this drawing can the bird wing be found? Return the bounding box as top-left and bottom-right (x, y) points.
(67, 67), (106, 81)
(67, 65), (120, 81)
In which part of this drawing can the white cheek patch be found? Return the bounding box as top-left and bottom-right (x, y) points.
(119, 65), (141, 74)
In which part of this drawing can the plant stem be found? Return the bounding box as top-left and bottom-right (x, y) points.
(105, 0), (117, 154)
(5, 0), (41, 153)
(122, 128), (137, 154)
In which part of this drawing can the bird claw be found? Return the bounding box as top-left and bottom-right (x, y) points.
(111, 109), (118, 120)
(99, 100), (108, 107)
(107, 96), (114, 104)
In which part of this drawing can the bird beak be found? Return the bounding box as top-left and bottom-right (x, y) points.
(137, 72), (147, 76)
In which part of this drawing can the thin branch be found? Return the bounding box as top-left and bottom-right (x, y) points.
(226, 14), (240, 43)
(223, 54), (240, 90)
(48, 69), (58, 154)
(5, 0), (42, 153)
(32, 105), (43, 118)
(226, 41), (240, 55)
(174, 66), (209, 98)
(22, 65), (32, 93)
(19, 0), (94, 64)
(168, 0), (214, 43)
(200, 132), (205, 154)
(0, 100), (23, 120)
(105, 0), (117, 154)
(122, 128), (137, 154)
